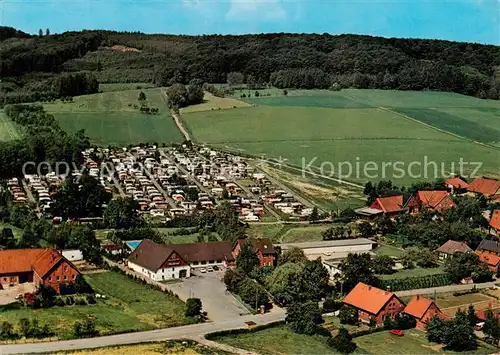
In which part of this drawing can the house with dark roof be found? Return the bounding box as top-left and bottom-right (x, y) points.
(435, 240), (472, 260)
(403, 296), (445, 330)
(342, 282), (405, 325)
(476, 239), (500, 256)
(416, 191), (456, 214)
(467, 177), (500, 201)
(232, 238), (276, 267)
(369, 194), (419, 217)
(127, 239), (235, 281)
(489, 210), (500, 235)
(0, 249), (80, 293)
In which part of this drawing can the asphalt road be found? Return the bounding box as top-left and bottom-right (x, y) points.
(0, 309), (286, 354)
(395, 281), (498, 297)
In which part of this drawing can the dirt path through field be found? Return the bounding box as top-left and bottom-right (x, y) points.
(160, 89), (191, 141)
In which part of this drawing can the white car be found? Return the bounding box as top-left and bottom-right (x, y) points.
(206, 266), (214, 272)
(200, 268), (207, 273)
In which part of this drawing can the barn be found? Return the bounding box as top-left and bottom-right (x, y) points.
(276, 238), (376, 259)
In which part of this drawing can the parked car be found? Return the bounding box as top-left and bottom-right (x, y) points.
(200, 268), (207, 273)
(207, 266), (214, 272)
(213, 265), (219, 271)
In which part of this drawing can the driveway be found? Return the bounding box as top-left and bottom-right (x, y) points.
(167, 270), (251, 321)
(0, 283), (35, 305)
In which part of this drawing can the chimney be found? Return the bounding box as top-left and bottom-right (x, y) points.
(417, 295), (420, 300)
(385, 286), (391, 295)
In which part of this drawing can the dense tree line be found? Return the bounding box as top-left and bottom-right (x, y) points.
(2, 28), (499, 101)
(0, 104), (90, 178)
(0, 31), (102, 76)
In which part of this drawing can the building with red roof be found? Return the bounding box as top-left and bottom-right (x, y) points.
(445, 177), (469, 193)
(403, 296), (445, 330)
(369, 194), (419, 217)
(467, 177), (500, 199)
(233, 238), (276, 267)
(416, 191), (456, 214)
(0, 249), (80, 293)
(475, 250), (500, 272)
(489, 210), (500, 235)
(342, 282), (405, 325)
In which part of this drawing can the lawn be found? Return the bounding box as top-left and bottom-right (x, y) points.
(355, 328), (496, 354)
(0, 112), (22, 141)
(372, 244), (405, 258)
(246, 223), (285, 241)
(45, 88), (183, 145)
(378, 267), (445, 280)
(434, 292), (494, 309)
(0, 271), (190, 340)
(211, 325), (349, 355)
(280, 225), (334, 243)
(155, 227), (220, 243)
(184, 89), (500, 184)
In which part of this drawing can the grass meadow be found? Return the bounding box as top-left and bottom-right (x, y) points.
(213, 324), (497, 355)
(44, 88), (183, 145)
(0, 271), (190, 340)
(0, 112), (22, 141)
(184, 89), (500, 184)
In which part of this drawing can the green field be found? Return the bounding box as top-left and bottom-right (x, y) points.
(213, 325), (496, 355)
(211, 325), (345, 355)
(355, 328), (496, 354)
(0, 271), (190, 340)
(184, 89), (500, 184)
(280, 225), (334, 243)
(0, 112), (22, 141)
(44, 88), (183, 145)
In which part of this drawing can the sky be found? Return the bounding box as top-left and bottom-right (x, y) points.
(2, 0), (499, 44)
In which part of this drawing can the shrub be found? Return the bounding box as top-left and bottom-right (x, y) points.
(338, 306), (358, 325)
(322, 298), (342, 313)
(185, 298), (202, 317)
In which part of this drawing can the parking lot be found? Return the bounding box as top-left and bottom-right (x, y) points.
(167, 270), (251, 322)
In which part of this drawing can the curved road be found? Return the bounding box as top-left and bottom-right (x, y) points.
(0, 310), (286, 354)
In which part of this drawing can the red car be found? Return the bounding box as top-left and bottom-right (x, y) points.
(389, 329), (404, 336)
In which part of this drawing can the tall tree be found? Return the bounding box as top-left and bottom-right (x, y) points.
(286, 301), (323, 335)
(328, 327), (357, 354)
(336, 253), (376, 293)
(236, 242), (259, 274)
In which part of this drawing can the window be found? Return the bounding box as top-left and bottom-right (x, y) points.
(217, 260), (222, 263)
(72, 275), (76, 280)
(3, 278), (6, 281)
(64, 276), (67, 280)
(193, 261), (199, 265)
(209, 260), (215, 264)
(201, 261), (207, 265)
(57, 276), (60, 281)
(48, 277), (52, 281)
(172, 268), (174, 271)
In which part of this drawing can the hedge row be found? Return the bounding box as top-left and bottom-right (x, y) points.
(375, 273), (452, 292)
(205, 321), (285, 340)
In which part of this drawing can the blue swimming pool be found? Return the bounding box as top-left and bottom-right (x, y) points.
(126, 240), (142, 249)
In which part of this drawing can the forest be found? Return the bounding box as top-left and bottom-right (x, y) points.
(1, 27), (499, 104)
